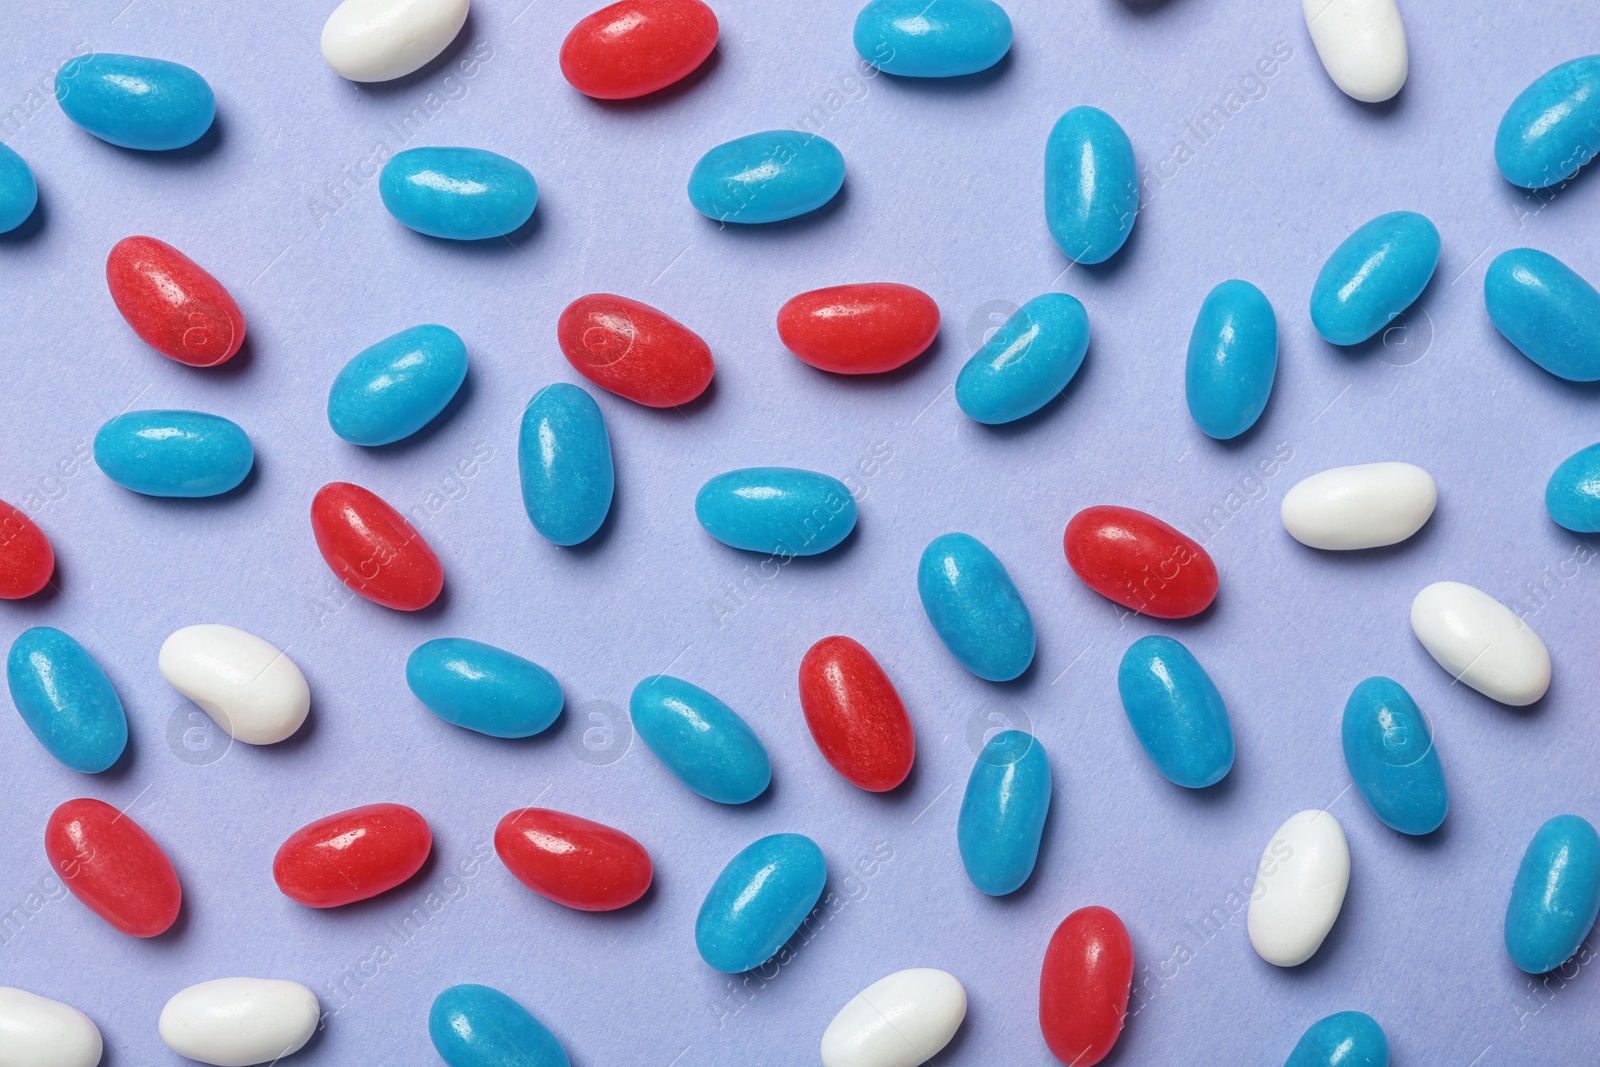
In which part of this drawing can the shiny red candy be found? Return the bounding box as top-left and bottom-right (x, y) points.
(559, 0), (719, 100)
(0, 500), (53, 599)
(495, 807), (652, 911)
(45, 798), (182, 938)
(273, 803), (432, 908)
(777, 283), (940, 375)
(310, 482), (443, 611)
(106, 235), (245, 367)
(798, 636), (915, 792)
(1064, 505), (1217, 619)
(1040, 906), (1134, 1065)
(558, 293), (714, 407)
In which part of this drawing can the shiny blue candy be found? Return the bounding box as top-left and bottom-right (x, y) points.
(1505, 814), (1600, 974)
(7, 627), (127, 774)
(917, 532), (1035, 681)
(696, 833), (826, 973)
(1341, 677), (1447, 836)
(406, 638), (563, 739)
(1185, 280), (1277, 440)
(1045, 107), (1138, 264)
(1310, 211), (1439, 346)
(630, 675), (771, 804)
(1546, 442), (1600, 532)
(327, 324), (468, 446)
(0, 144), (37, 233)
(1117, 636), (1234, 789)
(379, 147), (537, 241)
(956, 293), (1089, 425)
(1495, 56), (1600, 189)
(1485, 248), (1600, 382)
(428, 984), (569, 1067)
(519, 383), (614, 547)
(93, 410), (253, 498)
(694, 467), (856, 556)
(853, 0), (1013, 78)
(687, 131), (845, 224)
(1284, 1011), (1389, 1067)
(958, 730), (1051, 895)
(54, 53), (214, 151)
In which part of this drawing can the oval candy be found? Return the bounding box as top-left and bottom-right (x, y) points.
(798, 635), (915, 792)
(494, 807), (652, 911)
(45, 797), (182, 937)
(1302, 0), (1408, 103)
(106, 235), (245, 367)
(93, 410), (253, 498)
(853, 0), (1012, 78)
(777, 282), (940, 374)
(696, 833), (827, 973)
(310, 481), (443, 611)
(917, 532), (1035, 681)
(1484, 247), (1600, 382)
(1247, 809), (1350, 967)
(1496, 55), (1600, 189)
(688, 130), (845, 224)
(1185, 279), (1277, 440)
(54, 53), (214, 151)
(519, 383), (615, 546)
(0, 987), (104, 1067)
(328, 324), (468, 446)
(1039, 906), (1133, 1066)
(158, 624), (311, 746)
(406, 637), (563, 738)
(558, 293), (714, 407)
(1342, 677), (1447, 835)
(1410, 581), (1550, 706)
(1505, 814), (1600, 974)
(1280, 462), (1437, 550)
(1310, 210), (1439, 346)
(272, 802), (431, 908)
(630, 674), (771, 804)
(7, 626), (127, 773)
(0, 500), (54, 599)
(820, 968), (967, 1067)
(1546, 442), (1600, 532)
(1284, 1011), (1389, 1067)
(956, 293), (1089, 425)
(429, 984), (570, 1067)
(0, 143), (38, 234)
(159, 978), (319, 1066)
(1044, 107), (1138, 265)
(560, 0), (718, 99)
(321, 0), (470, 83)
(695, 467), (857, 556)
(379, 147), (537, 241)
(1116, 636), (1233, 789)
(958, 730), (1051, 896)
(1064, 505), (1217, 619)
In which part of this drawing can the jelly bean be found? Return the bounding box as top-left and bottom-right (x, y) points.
(159, 978), (320, 1066)
(54, 54), (214, 151)
(558, 293), (715, 407)
(695, 467), (857, 556)
(1045, 107), (1138, 265)
(310, 481), (443, 611)
(1280, 462), (1436, 550)
(518, 383), (615, 546)
(0, 501), (53, 599)
(45, 797), (182, 937)
(494, 807), (652, 911)
(430, 985), (570, 1067)
(0, 987), (103, 1067)
(1309, 211), (1439, 345)
(1484, 248), (1600, 382)
(1342, 677), (1447, 835)
(1284, 1011), (1389, 1067)
(7, 626), (128, 773)
(1504, 814), (1600, 974)
(379, 147), (537, 241)
(406, 637), (563, 738)
(1248, 809), (1349, 966)
(328, 324), (469, 446)
(958, 730), (1050, 895)
(560, 0), (719, 99)
(273, 803), (431, 908)
(321, 0), (470, 83)
(106, 235), (245, 367)
(1303, 0), (1407, 103)
(1185, 280), (1277, 440)
(917, 532), (1035, 681)
(1116, 636), (1233, 789)
(853, 0), (1012, 78)
(956, 293), (1089, 425)
(688, 130), (845, 224)
(630, 674), (771, 803)
(1496, 56), (1600, 189)
(696, 833), (827, 973)
(93, 410), (253, 498)
(1064, 505), (1217, 619)
(1546, 442), (1600, 532)
(777, 282), (940, 375)
(0, 143), (38, 233)
(798, 636), (915, 792)
(1410, 581), (1550, 706)
(158, 624), (311, 746)
(1038, 906), (1133, 1066)
(820, 968), (967, 1067)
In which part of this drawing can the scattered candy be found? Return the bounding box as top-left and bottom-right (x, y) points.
(695, 467), (857, 556)
(310, 481), (444, 611)
(1064, 505), (1217, 619)
(1309, 210), (1438, 345)
(560, 0), (719, 99)
(328, 324), (469, 446)
(1545, 442), (1600, 532)
(1044, 107), (1138, 265)
(1284, 1011), (1389, 1067)
(321, 0), (471, 83)
(158, 978), (320, 1066)
(158, 624), (311, 745)
(1279, 461), (1437, 550)
(0, 143), (38, 233)
(0, 500), (53, 599)
(273, 802), (431, 908)
(1504, 814), (1600, 974)
(797, 635), (915, 792)
(1038, 906), (1133, 1066)
(1409, 581), (1550, 706)
(406, 637), (563, 738)
(45, 797), (182, 937)
(1185, 280), (1277, 440)
(518, 383), (615, 546)
(630, 674), (771, 803)
(955, 293), (1089, 425)
(1484, 247), (1600, 382)
(106, 235), (246, 367)
(853, 0), (1012, 78)
(1342, 677), (1447, 835)
(819, 968), (967, 1067)
(777, 282), (940, 375)
(688, 130), (845, 224)
(917, 532), (1035, 681)
(1116, 635), (1234, 789)
(1302, 0), (1408, 103)
(379, 146), (537, 241)
(696, 832), (826, 973)
(495, 807), (652, 911)
(1247, 809), (1349, 967)
(6, 626), (127, 773)
(0, 986), (103, 1067)
(429, 984), (570, 1067)
(958, 730), (1051, 896)
(54, 53), (214, 151)
(93, 410), (253, 498)
(1495, 55), (1600, 189)
(558, 293), (714, 407)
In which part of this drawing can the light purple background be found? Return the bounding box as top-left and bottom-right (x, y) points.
(1, 0), (1597, 1063)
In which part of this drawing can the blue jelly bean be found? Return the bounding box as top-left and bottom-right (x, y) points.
(93, 410), (253, 498)
(518, 383), (614, 547)
(1045, 106), (1138, 265)
(917, 533), (1035, 681)
(0, 143), (38, 234)
(694, 467), (857, 557)
(687, 131), (845, 224)
(379, 147), (537, 241)
(1284, 1011), (1389, 1067)
(1505, 814), (1600, 974)
(1546, 442), (1600, 532)
(1185, 280), (1277, 440)
(428, 984), (569, 1067)
(406, 638), (563, 739)
(54, 53), (214, 151)
(1484, 247), (1600, 382)
(630, 675), (771, 804)
(1341, 677), (1447, 836)
(696, 833), (827, 973)
(955, 293), (1089, 425)
(1117, 636), (1234, 789)
(6, 627), (127, 773)
(957, 730), (1051, 895)
(1310, 211), (1439, 346)
(327, 324), (468, 446)
(1495, 56), (1600, 189)
(853, 0), (1013, 78)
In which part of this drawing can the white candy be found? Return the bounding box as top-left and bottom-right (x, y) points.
(321, 0), (470, 83)
(1302, 0), (1408, 103)
(0, 987), (103, 1067)
(159, 979), (320, 1067)
(159, 625), (310, 745)
(820, 968), (967, 1067)
(1410, 582), (1551, 706)
(1280, 461), (1436, 550)
(1247, 809), (1349, 967)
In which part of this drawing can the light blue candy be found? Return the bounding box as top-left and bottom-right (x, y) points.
(0, 143), (38, 234)
(379, 147), (537, 241)
(1342, 677), (1447, 836)
(1505, 814), (1600, 974)
(630, 675), (771, 804)
(694, 467), (856, 556)
(519, 383), (614, 547)
(853, 0), (1013, 78)
(327, 324), (468, 446)
(1284, 1011), (1389, 1067)
(1117, 636), (1233, 789)
(1310, 211), (1439, 346)
(428, 984), (569, 1067)
(1185, 280), (1277, 440)
(955, 293), (1089, 425)
(54, 53), (214, 151)
(93, 410), (253, 498)
(7, 627), (127, 774)
(1546, 442), (1600, 532)
(958, 730), (1050, 896)
(687, 131), (845, 224)
(1495, 56), (1600, 189)
(406, 638), (563, 739)
(696, 833), (826, 973)
(1485, 248), (1600, 382)
(1045, 106), (1138, 264)
(917, 532), (1034, 681)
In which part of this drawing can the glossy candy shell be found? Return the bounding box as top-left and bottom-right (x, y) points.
(406, 637), (563, 738)
(310, 482), (443, 611)
(1064, 505), (1217, 618)
(853, 0), (1013, 78)
(379, 147), (537, 241)
(94, 410), (253, 497)
(7, 626), (128, 773)
(694, 467), (857, 556)
(956, 293), (1089, 425)
(1044, 107), (1138, 264)
(695, 833), (827, 973)
(687, 130), (845, 224)
(1116, 636), (1233, 788)
(495, 808), (652, 911)
(54, 53), (215, 151)
(558, 293), (714, 407)
(630, 674), (771, 803)
(321, 0), (471, 83)
(1039, 906), (1133, 1066)
(798, 636), (915, 792)
(917, 532), (1035, 681)
(1342, 677), (1447, 835)
(1505, 814), (1600, 974)
(519, 383), (615, 546)
(958, 730), (1051, 895)
(0, 501), (54, 599)
(328, 324), (469, 446)
(777, 283), (939, 374)
(1546, 442), (1600, 532)
(45, 797), (182, 937)
(1484, 247), (1600, 382)
(273, 802), (431, 908)
(1495, 55), (1600, 189)
(429, 984), (571, 1067)
(106, 236), (245, 367)
(0, 143), (38, 233)
(559, 0), (719, 99)
(1284, 1011), (1390, 1067)
(1185, 279), (1277, 440)
(1309, 211), (1439, 346)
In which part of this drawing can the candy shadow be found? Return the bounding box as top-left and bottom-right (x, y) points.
(13, 552), (65, 606)
(1116, 0), (1186, 12)
(1268, 887), (1354, 980)
(312, 849), (442, 921)
(703, 182), (850, 237)
(0, 190), (47, 243)
(975, 340), (1094, 437)
(873, 49), (1014, 93)
(1076, 216), (1143, 282)
(587, 50), (722, 111)
(556, 475), (622, 559)
(350, 12), (478, 98)
(194, 333), (256, 381)
(1325, 280), (1440, 364)
(106, 115), (225, 164)
(410, 204), (545, 255)
(362, 372), (475, 458)
(1484, 327), (1600, 400)
(655, 372), (718, 420)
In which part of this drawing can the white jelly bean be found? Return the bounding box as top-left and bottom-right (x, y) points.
(1302, 0), (1408, 103)
(159, 978), (319, 1067)
(1279, 461), (1436, 550)
(0, 986), (103, 1067)
(158, 625), (310, 745)
(1247, 809), (1350, 967)
(320, 0), (470, 83)
(1410, 581), (1551, 706)
(820, 968), (967, 1067)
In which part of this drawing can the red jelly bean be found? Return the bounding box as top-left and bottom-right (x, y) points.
(1039, 905), (1134, 1066)
(777, 283), (940, 375)
(1064, 505), (1218, 619)
(0, 500), (54, 599)
(558, 293), (715, 408)
(495, 807), (652, 911)
(310, 482), (443, 611)
(559, 0), (719, 100)
(798, 636), (915, 792)
(105, 235), (245, 367)
(273, 803), (432, 908)
(45, 798), (182, 938)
